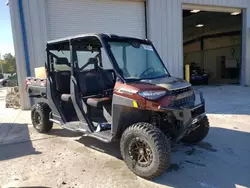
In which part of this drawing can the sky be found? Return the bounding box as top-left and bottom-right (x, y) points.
(0, 1), (14, 57)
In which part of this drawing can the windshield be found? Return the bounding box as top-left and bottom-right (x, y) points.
(108, 41), (169, 80)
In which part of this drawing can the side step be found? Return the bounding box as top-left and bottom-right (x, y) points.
(86, 130), (113, 143)
(50, 120), (90, 134)
(62, 121), (90, 133)
(49, 119), (113, 143)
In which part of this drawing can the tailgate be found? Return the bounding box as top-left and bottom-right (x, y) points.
(25, 77), (47, 98)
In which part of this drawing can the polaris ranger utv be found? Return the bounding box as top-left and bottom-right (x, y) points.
(26, 33), (209, 180)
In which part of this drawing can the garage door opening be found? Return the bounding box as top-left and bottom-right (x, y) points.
(183, 6), (242, 85)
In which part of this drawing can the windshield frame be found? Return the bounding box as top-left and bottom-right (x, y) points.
(47, 34), (171, 83)
(105, 38), (171, 82)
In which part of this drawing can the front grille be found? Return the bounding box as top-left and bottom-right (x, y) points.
(169, 87), (194, 107)
(170, 95), (194, 107)
(171, 87), (191, 95)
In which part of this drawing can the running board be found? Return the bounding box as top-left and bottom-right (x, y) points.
(62, 121), (90, 133)
(49, 119), (113, 143)
(50, 120), (90, 134)
(49, 118), (61, 125)
(84, 130), (113, 143)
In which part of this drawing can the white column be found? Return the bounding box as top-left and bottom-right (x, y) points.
(9, 0), (31, 109)
(241, 8), (250, 86)
(9, 0), (48, 109)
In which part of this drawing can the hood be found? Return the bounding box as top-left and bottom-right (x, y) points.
(139, 76), (191, 91)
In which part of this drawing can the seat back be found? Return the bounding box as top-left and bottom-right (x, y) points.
(78, 70), (102, 96)
(54, 58), (71, 94)
(77, 69), (115, 96)
(101, 69), (115, 90)
(54, 71), (71, 94)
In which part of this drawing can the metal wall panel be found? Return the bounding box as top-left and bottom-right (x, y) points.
(9, 0), (250, 109)
(9, 0), (145, 109)
(203, 46), (241, 80)
(22, 0), (48, 76)
(46, 0), (145, 40)
(147, 0), (183, 78)
(184, 45), (241, 82)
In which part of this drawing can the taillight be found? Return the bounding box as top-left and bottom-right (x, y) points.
(41, 79), (47, 86)
(25, 79), (30, 86)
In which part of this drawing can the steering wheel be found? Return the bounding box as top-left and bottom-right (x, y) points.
(140, 67), (155, 78)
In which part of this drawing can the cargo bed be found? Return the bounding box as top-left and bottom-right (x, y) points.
(25, 77), (47, 98)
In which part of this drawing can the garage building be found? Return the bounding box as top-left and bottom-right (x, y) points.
(8, 0), (250, 109)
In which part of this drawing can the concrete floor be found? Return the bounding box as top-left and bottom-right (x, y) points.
(0, 85), (250, 188)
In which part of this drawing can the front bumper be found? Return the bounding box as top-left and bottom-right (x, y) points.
(159, 90), (206, 140)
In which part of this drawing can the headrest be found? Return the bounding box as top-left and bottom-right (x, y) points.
(56, 57), (69, 65)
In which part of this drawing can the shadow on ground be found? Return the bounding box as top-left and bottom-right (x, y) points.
(49, 126), (250, 188)
(0, 123), (41, 161)
(0, 96), (6, 100)
(1, 119), (249, 188)
(49, 128), (122, 159)
(154, 127), (250, 188)
(8, 187), (51, 188)
(49, 128), (82, 138)
(77, 136), (122, 159)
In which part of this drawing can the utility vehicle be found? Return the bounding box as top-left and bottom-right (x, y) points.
(26, 33), (209, 180)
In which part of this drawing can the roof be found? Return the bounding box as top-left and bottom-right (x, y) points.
(47, 33), (148, 45)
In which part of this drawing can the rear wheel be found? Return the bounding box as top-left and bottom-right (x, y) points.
(31, 102), (53, 133)
(3, 81), (7, 87)
(182, 116), (209, 143)
(120, 122), (171, 180)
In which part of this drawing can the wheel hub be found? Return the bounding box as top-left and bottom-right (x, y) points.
(34, 112), (41, 126)
(129, 137), (153, 167)
(139, 148), (144, 155)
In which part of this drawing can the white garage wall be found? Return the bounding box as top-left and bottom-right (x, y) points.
(185, 45), (241, 80)
(184, 35), (241, 53)
(204, 36), (241, 49)
(184, 35), (241, 81)
(46, 0), (145, 40)
(9, 0), (145, 109)
(8, 0), (48, 109)
(9, 0), (250, 109)
(147, 0), (183, 78)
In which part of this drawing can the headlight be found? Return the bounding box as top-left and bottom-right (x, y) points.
(138, 90), (167, 100)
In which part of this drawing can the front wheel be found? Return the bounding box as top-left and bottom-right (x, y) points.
(31, 102), (53, 133)
(182, 116), (210, 144)
(120, 122), (171, 180)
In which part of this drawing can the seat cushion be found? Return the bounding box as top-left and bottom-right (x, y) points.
(87, 97), (112, 107)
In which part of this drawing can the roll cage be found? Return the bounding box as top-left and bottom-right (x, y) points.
(46, 33), (169, 83)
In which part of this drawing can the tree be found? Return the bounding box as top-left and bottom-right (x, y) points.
(0, 59), (9, 73)
(0, 53), (16, 74)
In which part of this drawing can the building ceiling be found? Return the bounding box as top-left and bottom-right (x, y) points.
(183, 10), (242, 42)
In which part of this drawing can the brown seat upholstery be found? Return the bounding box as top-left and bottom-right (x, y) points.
(87, 97), (112, 107)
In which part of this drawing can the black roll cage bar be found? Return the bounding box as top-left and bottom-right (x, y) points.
(45, 33), (171, 83)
